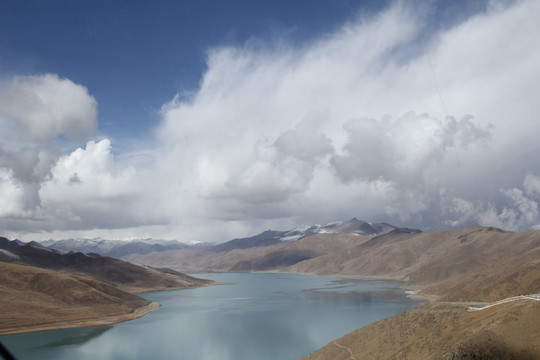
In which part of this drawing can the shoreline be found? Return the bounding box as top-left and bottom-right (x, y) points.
(257, 269), (441, 301)
(120, 280), (224, 294)
(0, 302), (161, 336)
(4, 272), (535, 359)
(1, 281), (226, 336)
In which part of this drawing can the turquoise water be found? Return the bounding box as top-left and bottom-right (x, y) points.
(1, 273), (422, 360)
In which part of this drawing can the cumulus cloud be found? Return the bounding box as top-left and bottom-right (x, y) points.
(40, 139), (135, 204)
(0, 74), (99, 228)
(148, 0), (540, 239)
(3, 0), (540, 240)
(0, 74), (160, 235)
(0, 169), (29, 218)
(330, 113), (490, 184)
(444, 186), (540, 231)
(524, 174), (540, 197)
(38, 139), (161, 230)
(0, 73), (97, 143)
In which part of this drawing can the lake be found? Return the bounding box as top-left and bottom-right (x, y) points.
(1, 273), (422, 360)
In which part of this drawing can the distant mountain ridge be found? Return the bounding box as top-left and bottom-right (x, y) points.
(279, 218), (403, 240)
(41, 237), (205, 257)
(36, 218), (406, 258)
(3, 222), (539, 357)
(217, 218), (407, 249)
(124, 222), (539, 304)
(123, 218), (415, 273)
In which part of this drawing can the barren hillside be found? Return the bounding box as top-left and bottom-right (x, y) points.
(1, 243), (214, 293)
(296, 227), (540, 359)
(0, 262), (156, 335)
(302, 299), (540, 360)
(125, 226), (539, 302)
(287, 227), (540, 301)
(0, 240), (216, 334)
(123, 221), (394, 272)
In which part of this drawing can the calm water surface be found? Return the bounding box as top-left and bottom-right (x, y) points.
(1, 273), (422, 360)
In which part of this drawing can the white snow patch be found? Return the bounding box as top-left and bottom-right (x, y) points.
(281, 234), (304, 241)
(0, 249), (19, 259)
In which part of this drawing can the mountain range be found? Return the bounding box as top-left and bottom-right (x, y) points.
(38, 218), (400, 258)
(123, 218), (417, 272)
(123, 222), (538, 302)
(40, 237), (201, 257)
(2, 217), (539, 358)
(121, 219), (540, 359)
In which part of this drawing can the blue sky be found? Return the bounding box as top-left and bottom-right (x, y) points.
(1, 0), (540, 242)
(0, 0), (486, 146)
(1, 0), (388, 144)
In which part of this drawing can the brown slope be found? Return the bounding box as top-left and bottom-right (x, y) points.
(285, 228), (429, 277)
(124, 245), (285, 272)
(0, 262), (157, 335)
(124, 233), (368, 272)
(121, 220), (399, 272)
(230, 233), (367, 271)
(0, 244), (214, 292)
(302, 299), (540, 360)
(0, 242), (217, 334)
(124, 226), (539, 302)
(286, 227), (540, 301)
(405, 228), (540, 301)
(294, 227), (540, 359)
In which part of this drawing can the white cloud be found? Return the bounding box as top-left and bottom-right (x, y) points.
(0, 74), (164, 233)
(501, 188), (539, 226)
(148, 0), (540, 239)
(39, 139), (162, 229)
(444, 185), (540, 231)
(524, 174), (540, 197)
(154, 3), (427, 229)
(330, 112), (490, 184)
(40, 139), (134, 201)
(0, 168), (29, 218)
(0, 73), (100, 229)
(3, 0), (540, 240)
(0, 73), (97, 143)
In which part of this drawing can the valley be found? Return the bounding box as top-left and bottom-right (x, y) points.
(124, 221), (539, 303)
(2, 218), (539, 358)
(121, 219), (540, 359)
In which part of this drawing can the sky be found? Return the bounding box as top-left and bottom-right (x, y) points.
(1, 0), (540, 243)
